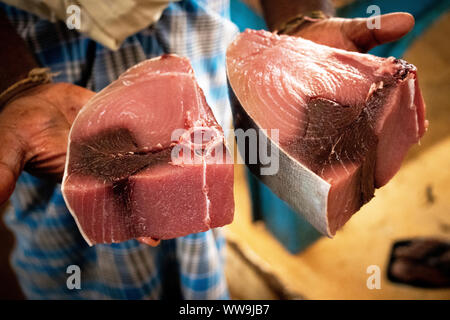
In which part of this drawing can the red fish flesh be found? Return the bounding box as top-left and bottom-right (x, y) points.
(62, 54), (234, 245)
(226, 29), (427, 236)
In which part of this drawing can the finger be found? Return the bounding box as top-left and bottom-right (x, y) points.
(344, 12), (415, 52)
(0, 130), (25, 206)
(137, 237), (161, 247)
(24, 126), (71, 180)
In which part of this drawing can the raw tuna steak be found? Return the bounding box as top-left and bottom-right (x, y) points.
(226, 29), (427, 236)
(62, 54), (234, 245)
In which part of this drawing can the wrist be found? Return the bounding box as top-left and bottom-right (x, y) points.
(0, 68), (55, 110)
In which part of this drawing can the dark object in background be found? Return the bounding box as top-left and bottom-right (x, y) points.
(387, 238), (450, 288)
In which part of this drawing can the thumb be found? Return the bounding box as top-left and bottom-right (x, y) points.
(0, 130), (24, 206)
(344, 12), (415, 52)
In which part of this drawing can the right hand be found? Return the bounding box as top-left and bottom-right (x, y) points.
(0, 82), (95, 206)
(293, 12), (415, 52)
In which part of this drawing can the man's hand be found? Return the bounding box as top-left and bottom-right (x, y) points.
(293, 12), (415, 52)
(0, 83), (95, 206)
(0, 82), (160, 247)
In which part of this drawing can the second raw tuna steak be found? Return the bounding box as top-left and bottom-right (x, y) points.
(62, 55), (234, 245)
(226, 30), (427, 237)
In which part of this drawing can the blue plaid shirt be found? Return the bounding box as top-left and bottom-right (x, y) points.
(1, 0), (238, 299)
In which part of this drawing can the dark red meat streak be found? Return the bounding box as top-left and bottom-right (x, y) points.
(69, 128), (173, 236)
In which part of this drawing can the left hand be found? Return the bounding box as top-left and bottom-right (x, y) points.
(293, 12), (414, 52)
